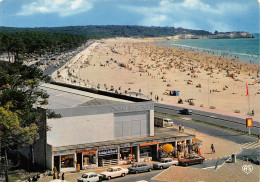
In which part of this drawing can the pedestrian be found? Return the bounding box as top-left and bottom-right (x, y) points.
(211, 144), (215, 154)
(184, 150), (187, 158)
(57, 171), (60, 179)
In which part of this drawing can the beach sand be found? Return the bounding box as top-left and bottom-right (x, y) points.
(53, 37), (260, 120)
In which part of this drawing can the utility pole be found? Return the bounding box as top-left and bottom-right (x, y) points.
(208, 78), (210, 108)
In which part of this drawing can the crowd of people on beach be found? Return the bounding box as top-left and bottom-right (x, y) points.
(53, 38), (260, 118)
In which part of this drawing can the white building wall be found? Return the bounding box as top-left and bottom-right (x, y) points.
(47, 113), (114, 147)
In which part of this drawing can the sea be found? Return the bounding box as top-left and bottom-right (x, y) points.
(155, 33), (260, 64)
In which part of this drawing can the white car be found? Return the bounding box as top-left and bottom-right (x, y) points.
(100, 166), (128, 180)
(153, 158), (179, 169)
(77, 172), (102, 182)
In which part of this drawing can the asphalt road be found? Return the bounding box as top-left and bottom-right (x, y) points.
(108, 170), (162, 182)
(107, 111), (259, 182)
(155, 103), (260, 135)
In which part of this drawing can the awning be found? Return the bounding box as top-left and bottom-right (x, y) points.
(140, 142), (158, 147)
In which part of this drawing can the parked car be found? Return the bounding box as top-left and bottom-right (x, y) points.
(179, 154), (205, 166)
(153, 158), (178, 169)
(128, 162), (153, 174)
(180, 108), (192, 115)
(77, 172), (102, 182)
(100, 167), (128, 180)
(248, 158), (260, 165)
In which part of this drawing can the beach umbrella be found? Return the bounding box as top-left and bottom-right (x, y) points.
(162, 144), (173, 153)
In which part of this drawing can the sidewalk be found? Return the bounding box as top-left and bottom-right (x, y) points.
(153, 160), (259, 182)
(38, 130), (242, 182)
(192, 131), (240, 161)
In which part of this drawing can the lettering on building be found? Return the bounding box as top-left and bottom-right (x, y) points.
(111, 103), (153, 113)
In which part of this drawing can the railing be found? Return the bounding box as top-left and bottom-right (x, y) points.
(101, 159), (118, 167)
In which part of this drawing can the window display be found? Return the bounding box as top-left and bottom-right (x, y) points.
(140, 146), (152, 157)
(61, 154), (74, 168)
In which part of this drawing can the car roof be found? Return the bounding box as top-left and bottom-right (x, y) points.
(109, 166), (121, 169)
(83, 172), (96, 175)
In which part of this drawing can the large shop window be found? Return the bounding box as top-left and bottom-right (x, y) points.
(83, 151), (96, 165)
(61, 154), (74, 168)
(140, 146), (152, 158)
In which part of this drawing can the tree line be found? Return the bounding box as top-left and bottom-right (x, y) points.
(0, 32), (102, 62)
(0, 25), (211, 38)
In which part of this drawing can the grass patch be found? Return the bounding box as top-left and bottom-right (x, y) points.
(155, 111), (257, 138)
(8, 172), (20, 182)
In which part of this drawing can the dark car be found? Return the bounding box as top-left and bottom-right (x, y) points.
(178, 154), (205, 166)
(128, 162), (153, 174)
(180, 109), (192, 115)
(248, 158), (260, 165)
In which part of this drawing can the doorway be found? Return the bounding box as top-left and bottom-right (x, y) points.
(54, 156), (60, 172)
(77, 153), (82, 170)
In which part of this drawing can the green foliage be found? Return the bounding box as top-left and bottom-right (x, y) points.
(0, 61), (50, 151)
(0, 105), (38, 149)
(0, 25), (211, 38)
(0, 32), (91, 62)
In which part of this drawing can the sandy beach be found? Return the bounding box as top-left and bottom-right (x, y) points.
(53, 37), (260, 120)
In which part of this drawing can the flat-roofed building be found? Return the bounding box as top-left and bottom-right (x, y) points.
(24, 83), (194, 173)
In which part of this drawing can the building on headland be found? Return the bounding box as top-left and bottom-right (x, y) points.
(21, 83), (194, 173)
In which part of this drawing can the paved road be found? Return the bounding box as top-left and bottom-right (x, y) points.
(155, 103), (260, 135)
(108, 170), (162, 182)
(106, 158), (230, 182)
(155, 112), (256, 144)
(103, 112), (259, 182)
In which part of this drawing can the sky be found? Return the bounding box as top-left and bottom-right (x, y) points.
(0, 0), (259, 33)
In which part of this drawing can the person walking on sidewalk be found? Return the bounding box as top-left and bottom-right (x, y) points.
(211, 144), (215, 154)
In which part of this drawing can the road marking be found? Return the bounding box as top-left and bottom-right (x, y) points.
(202, 166), (215, 169)
(240, 141), (260, 149)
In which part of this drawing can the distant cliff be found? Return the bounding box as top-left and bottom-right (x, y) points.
(172, 32), (254, 39)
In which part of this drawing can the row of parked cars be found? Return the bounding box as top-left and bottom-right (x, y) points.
(78, 155), (205, 181)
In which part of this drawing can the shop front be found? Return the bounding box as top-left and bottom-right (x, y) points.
(139, 142), (158, 162)
(119, 146), (138, 164)
(76, 149), (98, 170)
(53, 153), (76, 172)
(98, 148), (119, 167)
(158, 141), (178, 159)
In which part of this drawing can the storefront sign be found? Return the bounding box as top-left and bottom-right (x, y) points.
(120, 147), (131, 153)
(98, 148), (118, 156)
(140, 142), (158, 147)
(120, 143), (131, 148)
(111, 103), (153, 113)
(76, 149), (97, 154)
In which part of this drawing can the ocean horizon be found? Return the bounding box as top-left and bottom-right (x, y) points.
(155, 33), (260, 64)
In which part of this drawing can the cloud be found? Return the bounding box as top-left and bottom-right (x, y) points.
(119, 0), (250, 32)
(18, 0), (94, 17)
